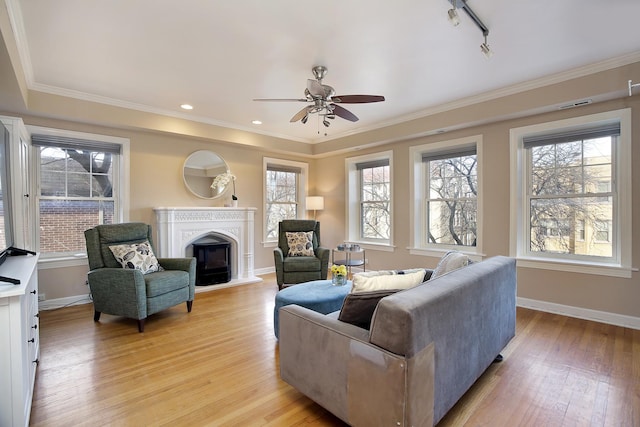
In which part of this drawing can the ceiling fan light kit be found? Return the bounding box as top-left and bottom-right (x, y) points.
(447, 0), (493, 58)
(253, 66), (385, 127)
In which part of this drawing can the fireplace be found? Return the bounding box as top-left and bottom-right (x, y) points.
(192, 241), (231, 285)
(153, 207), (261, 291)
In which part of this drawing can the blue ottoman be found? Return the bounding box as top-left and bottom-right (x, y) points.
(274, 279), (352, 338)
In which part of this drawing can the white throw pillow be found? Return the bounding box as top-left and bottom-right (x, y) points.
(351, 269), (427, 293)
(431, 251), (470, 279)
(109, 241), (164, 274)
(286, 231), (314, 256)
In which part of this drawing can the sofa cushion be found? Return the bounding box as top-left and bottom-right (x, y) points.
(351, 268), (426, 293)
(109, 240), (164, 274)
(431, 251), (470, 279)
(338, 289), (399, 329)
(286, 231), (315, 256)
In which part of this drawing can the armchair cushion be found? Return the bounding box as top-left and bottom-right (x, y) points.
(109, 240), (164, 274)
(286, 231), (315, 256)
(283, 256), (321, 272)
(144, 270), (191, 297)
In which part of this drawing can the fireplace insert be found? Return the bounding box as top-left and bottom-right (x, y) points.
(192, 242), (231, 285)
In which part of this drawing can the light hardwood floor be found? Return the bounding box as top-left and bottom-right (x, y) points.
(31, 275), (640, 426)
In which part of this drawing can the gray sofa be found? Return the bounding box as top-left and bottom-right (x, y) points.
(278, 256), (516, 426)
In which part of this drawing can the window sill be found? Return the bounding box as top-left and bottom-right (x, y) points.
(38, 254), (88, 270)
(262, 240), (278, 249)
(348, 242), (395, 252)
(409, 247), (485, 262)
(515, 257), (633, 278)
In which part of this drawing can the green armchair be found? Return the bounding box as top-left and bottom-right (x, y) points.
(273, 219), (330, 290)
(84, 222), (196, 332)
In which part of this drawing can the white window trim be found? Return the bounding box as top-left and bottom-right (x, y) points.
(345, 150), (393, 250)
(409, 135), (484, 261)
(27, 125), (130, 268)
(262, 157), (308, 246)
(509, 108), (632, 278)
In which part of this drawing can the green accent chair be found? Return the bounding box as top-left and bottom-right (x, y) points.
(84, 222), (196, 332)
(273, 219), (330, 290)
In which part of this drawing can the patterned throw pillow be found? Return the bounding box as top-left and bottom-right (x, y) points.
(286, 231), (314, 256)
(351, 268), (427, 293)
(109, 241), (164, 274)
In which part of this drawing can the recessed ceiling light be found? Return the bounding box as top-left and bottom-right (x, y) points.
(252, 120), (262, 125)
(180, 104), (194, 110)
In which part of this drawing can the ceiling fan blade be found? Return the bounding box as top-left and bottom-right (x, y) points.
(307, 79), (325, 97)
(331, 104), (359, 122)
(290, 106), (310, 123)
(253, 98), (308, 102)
(332, 94), (385, 103)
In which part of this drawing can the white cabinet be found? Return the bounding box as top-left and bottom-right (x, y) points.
(0, 115), (33, 251)
(0, 254), (40, 427)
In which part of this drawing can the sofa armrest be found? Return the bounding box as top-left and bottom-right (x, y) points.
(279, 305), (434, 426)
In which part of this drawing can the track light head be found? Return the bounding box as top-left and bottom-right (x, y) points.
(301, 115), (308, 124)
(323, 119), (330, 127)
(447, 8), (460, 26)
(480, 36), (493, 59)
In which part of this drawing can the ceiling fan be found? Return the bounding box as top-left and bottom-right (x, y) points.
(253, 65), (385, 127)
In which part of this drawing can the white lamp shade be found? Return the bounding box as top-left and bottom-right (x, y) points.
(306, 196), (324, 211)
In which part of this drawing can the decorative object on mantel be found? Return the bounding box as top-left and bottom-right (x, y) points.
(211, 171), (237, 206)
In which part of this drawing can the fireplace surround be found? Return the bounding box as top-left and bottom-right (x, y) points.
(154, 207), (261, 291)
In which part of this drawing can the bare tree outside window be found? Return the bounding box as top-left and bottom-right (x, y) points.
(265, 169), (298, 240)
(360, 164), (390, 240)
(426, 154), (477, 246)
(528, 137), (613, 257)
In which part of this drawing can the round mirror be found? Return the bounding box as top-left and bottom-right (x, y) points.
(183, 150), (232, 199)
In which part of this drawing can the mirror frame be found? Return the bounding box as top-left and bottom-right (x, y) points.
(183, 150), (231, 199)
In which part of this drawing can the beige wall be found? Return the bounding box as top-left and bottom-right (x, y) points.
(314, 97), (640, 319)
(28, 95), (640, 320)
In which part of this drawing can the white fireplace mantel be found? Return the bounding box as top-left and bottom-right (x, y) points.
(154, 207), (261, 289)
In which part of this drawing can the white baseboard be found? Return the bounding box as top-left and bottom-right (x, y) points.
(254, 266), (275, 276)
(517, 297), (640, 330)
(39, 294), (92, 311)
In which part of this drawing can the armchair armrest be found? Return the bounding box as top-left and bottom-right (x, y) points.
(316, 246), (330, 279)
(273, 247), (285, 287)
(87, 268), (148, 319)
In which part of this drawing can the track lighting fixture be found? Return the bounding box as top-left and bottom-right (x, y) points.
(447, 7), (460, 26)
(323, 119), (330, 127)
(447, 0), (493, 58)
(301, 115), (308, 124)
(480, 35), (493, 59)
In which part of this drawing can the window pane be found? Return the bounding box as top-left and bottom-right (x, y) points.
(529, 197), (612, 257)
(39, 144), (118, 255)
(265, 203), (297, 240)
(427, 199), (477, 245)
(361, 202), (390, 240)
(359, 164), (390, 241)
(426, 154), (477, 247)
(39, 199), (114, 253)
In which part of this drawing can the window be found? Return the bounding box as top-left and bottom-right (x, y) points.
(30, 127), (129, 261)
(263, 158), (308, 242)
(410, 136), (482, 257)
(510, 109), (632, 277)
(346, 152), (392, 248)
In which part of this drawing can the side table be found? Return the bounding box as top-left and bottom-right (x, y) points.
(331, 247), (366, 278)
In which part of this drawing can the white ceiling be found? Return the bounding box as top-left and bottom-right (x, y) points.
(8, 0), (640, 143)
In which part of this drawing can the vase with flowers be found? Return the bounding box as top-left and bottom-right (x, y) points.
(211, 171), (237, 205)
(331, 264), (348, 286)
